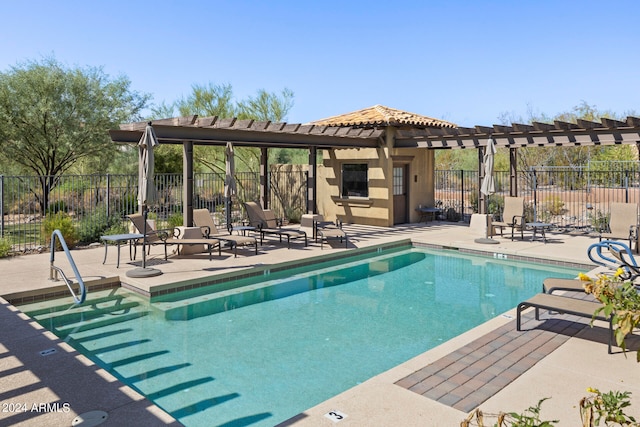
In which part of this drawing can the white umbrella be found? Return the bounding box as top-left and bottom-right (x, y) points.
(138, 123), (160, 212)
(480, 137), (496, 197)
(224, 142), (237, 230)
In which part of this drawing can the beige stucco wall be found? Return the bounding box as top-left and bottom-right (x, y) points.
(317, 132), (435, 226)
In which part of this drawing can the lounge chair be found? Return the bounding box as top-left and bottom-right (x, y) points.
(516, 293), (615, 353)
(301, 214), (347, 249)
(244, 202), (307, 248)
(599, 202), (639, 252)
(192, 208), (258, 257)
(542, 277), (587, 294)
(127, 213), (220, 261)
(491, 196), (525, 240)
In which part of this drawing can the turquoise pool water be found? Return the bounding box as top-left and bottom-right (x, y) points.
(21, 247), (579, 426)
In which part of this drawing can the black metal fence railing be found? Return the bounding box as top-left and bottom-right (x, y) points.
(2, 166), (640, 252)
(434, 168), (640, 230)
(0, 171), (308, 252)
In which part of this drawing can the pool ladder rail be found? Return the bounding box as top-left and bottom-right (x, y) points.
(49, 229), (86, 304)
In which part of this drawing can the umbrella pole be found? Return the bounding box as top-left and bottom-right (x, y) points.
(126, 204), (163, 278)
(142, 207), (148, 269)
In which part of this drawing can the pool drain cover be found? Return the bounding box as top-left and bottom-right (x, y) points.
(72, 410), (108, 426)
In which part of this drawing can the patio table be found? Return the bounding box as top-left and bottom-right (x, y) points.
(415, 207), (442, 222)
(526, 222), (553, 243)
(101, 233), (144, 268)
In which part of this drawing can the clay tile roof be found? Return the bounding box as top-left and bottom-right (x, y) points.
(309, 104), (457, 128)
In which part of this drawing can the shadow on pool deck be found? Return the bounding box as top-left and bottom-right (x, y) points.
(2, 221), (639, 426)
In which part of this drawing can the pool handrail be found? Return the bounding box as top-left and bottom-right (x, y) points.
(49, 229), (86, 304)
(587, 240), (638, 281)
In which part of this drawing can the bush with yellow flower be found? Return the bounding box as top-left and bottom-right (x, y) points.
(579, 269), (640, 362)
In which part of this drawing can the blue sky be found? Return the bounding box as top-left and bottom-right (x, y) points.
(2, 0), (638, 127)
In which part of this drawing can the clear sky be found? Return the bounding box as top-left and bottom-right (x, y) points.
(2, 0), (638, 127)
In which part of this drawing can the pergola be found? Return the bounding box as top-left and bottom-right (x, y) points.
(110, 115), (383, 225)
(110, 114), (640, 223)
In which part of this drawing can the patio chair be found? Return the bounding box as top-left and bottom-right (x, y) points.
(127, 213), (220, 261)
(244, 202), (307, 248)
(491, 196), (525, 241)
(516, 292), (616, 354)
(192, 208), (258, 257)
(599, 202), (639, 252)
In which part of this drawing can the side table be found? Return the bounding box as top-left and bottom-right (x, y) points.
(526, 222), (553, 243)
(101, 233), (144, 268)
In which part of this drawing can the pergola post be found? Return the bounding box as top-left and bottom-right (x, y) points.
(260, 147), (268, 209)
(510, 147), (518, 197)
(308, 147), (317, 214)
(478, 146), (486, 214)
(183, 140), (194, 226)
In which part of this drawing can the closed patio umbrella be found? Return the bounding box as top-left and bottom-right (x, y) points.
(138, 123), (160, 212)
(476, 138), (499, 244)
(224, 142), (237, 231)
(128, 123), (162, 277)
(480, 137), (496, 197)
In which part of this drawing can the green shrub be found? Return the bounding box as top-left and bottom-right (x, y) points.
(103, 222), (128, 236)
(0, 238), (12, 257)
(77, 209), (122, 244)
(166, 213), (183, 228)
(43, 212), (78, 249)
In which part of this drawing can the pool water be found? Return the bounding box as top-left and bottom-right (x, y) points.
(20, 247), (579, 426)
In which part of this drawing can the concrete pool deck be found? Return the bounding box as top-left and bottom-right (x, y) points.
(1, 221), (639, 426)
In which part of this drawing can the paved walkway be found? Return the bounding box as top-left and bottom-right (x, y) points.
(397, 314), (591, 413)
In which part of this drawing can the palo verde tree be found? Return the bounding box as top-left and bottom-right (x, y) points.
(0, 57), (150, 213)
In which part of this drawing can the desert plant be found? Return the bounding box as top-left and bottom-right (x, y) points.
(580, 388), (638, 426)
(102, 222), (128, 237)
(76, 209), (122, 244)
(461, 398), (558, 426)
(42, 211), (77, 249)
(0, 238), (12, 257)
(590, 209), (609, 232)
(166, 213), (183, 228)
(581, 270), (640, 361)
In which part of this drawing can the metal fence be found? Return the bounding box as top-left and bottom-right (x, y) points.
(434, 167), (640, 230)
(3, 165), (640, 252)
(1, 171), (308, 252)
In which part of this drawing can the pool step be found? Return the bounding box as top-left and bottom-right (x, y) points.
(21, 289), (151, 339)
(23, 293), (131, 317)
(154, 250), (428, 321)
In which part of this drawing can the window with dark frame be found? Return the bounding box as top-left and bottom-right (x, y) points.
(341, 163), (368, 198)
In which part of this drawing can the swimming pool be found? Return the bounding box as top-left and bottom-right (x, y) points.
(20, 247), (579, 426)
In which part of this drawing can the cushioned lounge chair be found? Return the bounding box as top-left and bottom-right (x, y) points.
(192, 208), (258, 257)
(492, 196), (525, 241)
(516, 293), (615, 353)
(599, 202), (639, 251)
(127, 213), (220, 261)
(244, 202), (307, 248)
